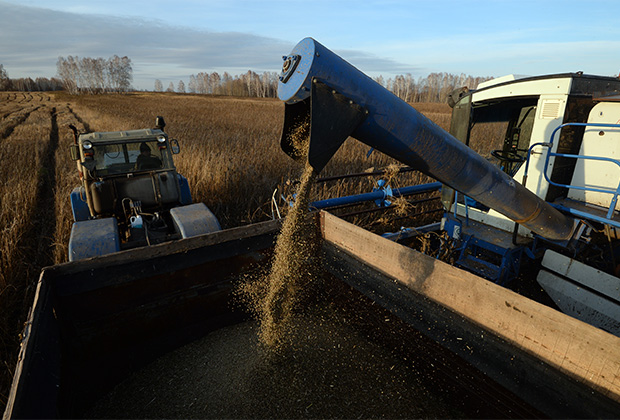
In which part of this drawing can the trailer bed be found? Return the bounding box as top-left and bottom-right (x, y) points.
(5, 212), (620, 418)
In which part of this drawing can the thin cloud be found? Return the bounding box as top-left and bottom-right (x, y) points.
(0, 1), (413, 89)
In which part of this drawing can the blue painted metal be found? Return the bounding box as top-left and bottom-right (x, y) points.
(170, 203), (221, 238)
(373, 180), (392, 207)
(309, 182), (441, 210)
(455, 235), (524, 285)
(444, 214), (463, 240)
(443, 212), (524, 284)
(68, 218), (120, 261)
(177, 174), (193, 205)
(70, 187), (90, 222)
(278, 38), (575, 241)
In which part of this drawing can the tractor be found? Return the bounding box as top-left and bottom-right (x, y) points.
(68, 117), (220, 261)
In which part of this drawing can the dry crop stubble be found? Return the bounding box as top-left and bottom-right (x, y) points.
(52, 104), (89, 263)
(0, 93), (89, 410)
(0, 96), (60, 408)
(52, 92), (451, 228)
(0, 92), (454, 412)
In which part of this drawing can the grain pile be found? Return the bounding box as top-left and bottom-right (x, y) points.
(88, 306), (458, 419)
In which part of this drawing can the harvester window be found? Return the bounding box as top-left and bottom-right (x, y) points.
(468, 98), (538, 176)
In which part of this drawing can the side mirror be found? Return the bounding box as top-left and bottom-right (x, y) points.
(70, 144), (80, 161)
(170, 138), (180, 154)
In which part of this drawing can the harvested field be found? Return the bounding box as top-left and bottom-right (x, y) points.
(0, 91), (453, 411)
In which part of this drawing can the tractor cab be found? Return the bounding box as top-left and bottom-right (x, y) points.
(75, 131), (176, 177)
(87, 135), (167, 175)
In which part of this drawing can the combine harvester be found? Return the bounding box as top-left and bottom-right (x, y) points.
(5, 38), (620, 418)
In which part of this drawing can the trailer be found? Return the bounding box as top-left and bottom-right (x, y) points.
(5, 211), (620, 418)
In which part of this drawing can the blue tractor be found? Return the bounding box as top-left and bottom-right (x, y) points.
(68, 117), (220, 261)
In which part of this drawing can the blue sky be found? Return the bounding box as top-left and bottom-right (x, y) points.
(2, 0), (620, 90)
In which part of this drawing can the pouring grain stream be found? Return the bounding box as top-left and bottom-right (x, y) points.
(258, 162), (319, 347)
(237, 119), (321, 349)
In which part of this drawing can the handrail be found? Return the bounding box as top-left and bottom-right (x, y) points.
(523, 122), (620, 220)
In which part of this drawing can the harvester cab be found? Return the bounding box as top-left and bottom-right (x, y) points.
(68, 117), (221, 261)
(278, 38), (620, 336)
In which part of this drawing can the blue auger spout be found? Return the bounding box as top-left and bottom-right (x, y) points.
(277, 37), (576, 241)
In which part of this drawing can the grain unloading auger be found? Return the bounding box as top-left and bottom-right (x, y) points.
(278, 38), (576, 242)
(278, 37), (620, 336)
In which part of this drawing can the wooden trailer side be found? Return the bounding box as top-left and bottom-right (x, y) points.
(319, 211), (620, 417)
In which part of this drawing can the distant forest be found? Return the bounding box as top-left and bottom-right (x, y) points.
(0, 56), (491, 103)
(164, 71), (491, 103)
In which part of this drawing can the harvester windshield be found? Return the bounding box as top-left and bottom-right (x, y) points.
(91, 140), (164, 175)
(453, 96), (537, 176)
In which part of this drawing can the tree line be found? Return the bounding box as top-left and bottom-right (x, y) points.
(155, 70), (279, 98)
(2, 58), (491, 104)
(56, 55), (133, 94)
(0, 64), (64, 91)
(0, 57), (133, 93)
(160, 70), (490, 103)
(379, 72), (491, 103)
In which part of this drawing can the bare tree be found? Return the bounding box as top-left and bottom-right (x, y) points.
(166, 82), (175, 92)
(57, 56), (79, 94)
(188, 75), (197, 93)
(177, 80), (185, 93)
(117, 56), (133, 92)
(79, 57), (105, 94)
(221, 72), (233, 95)
(210, 72), (221, 94)
(154, 79), (163, 92)
(0, 64), (10, 90)
(57, 55), (133, 94)
(12, 77), (35, 91)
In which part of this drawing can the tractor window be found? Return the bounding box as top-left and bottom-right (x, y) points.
(131, 141), (164, 171)
(92, 141), (164, 175)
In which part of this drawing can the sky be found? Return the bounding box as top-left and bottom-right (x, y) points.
(1, 0), (620, 90)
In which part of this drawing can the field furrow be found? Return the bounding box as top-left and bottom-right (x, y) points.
(0, 105), (43, 140)
(0, 101), (56, 407)
(52, 104), (87, 263)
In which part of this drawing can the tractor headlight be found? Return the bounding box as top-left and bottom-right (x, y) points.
(82, 140), (93, 150)
(157, 135), (166, 143)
